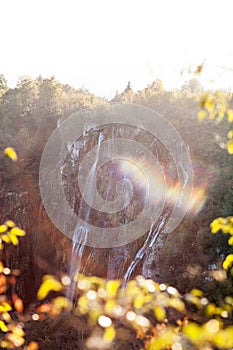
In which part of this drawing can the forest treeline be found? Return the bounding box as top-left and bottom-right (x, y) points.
(0, 73), (233, 302)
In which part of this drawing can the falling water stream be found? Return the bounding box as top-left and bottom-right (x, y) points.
(66, 132), (104, 300)
(39, 103), (193, 305)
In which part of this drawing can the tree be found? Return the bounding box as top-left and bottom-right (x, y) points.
(0, 74), (8, 96)
(1, 74), (233, 349)
(187, 78), (203, 94)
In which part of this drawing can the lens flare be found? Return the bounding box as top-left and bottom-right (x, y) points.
(119, 156), (206, 218)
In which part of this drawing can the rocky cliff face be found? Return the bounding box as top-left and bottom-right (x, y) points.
(0, 167), (160, 303)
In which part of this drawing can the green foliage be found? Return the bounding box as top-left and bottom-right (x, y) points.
(0, 74), (8, 96)
(32, 74), (233, 349)
(0, 151), (39, 349)
(211, 217), (233, 272)
(197, 90), (233, 154)
(1, 74), (233, 349)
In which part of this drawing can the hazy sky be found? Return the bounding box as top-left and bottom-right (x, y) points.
(1, 0), (233, 97)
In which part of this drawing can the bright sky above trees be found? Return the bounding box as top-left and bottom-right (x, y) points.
(1, 0), (233, 97)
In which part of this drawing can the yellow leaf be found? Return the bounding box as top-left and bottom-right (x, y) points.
(42, 274), (56, 281)
(199, 94), (214, 111)
(106, 280), (121, 298)
(7, 332), (25, 347)
(2, 312), (11, 322)
(205, 98), (215, 111)
(103, 325), (116, 343)
(4, 147), (17, 161)
(10, 227), (25, 237)
(37, 276), (63, 300)
(223, 254), (233, 270)
(0, 262), (4, 273)
(0, 320), (8, 332)
(183, 323), (203, 345)
(88, 309), (102, 326)
(210, 219), (222, 234)
(133, 295), (144, 309)
(206, 303), (216, 316)
(228, 130), (233, 139)
(168, 298), (185, 312)
(0, 302), (12, 312)
(105, 300), (116, 314)
(5, 220), (15, 228)
(198, 110), (207, 121)
(51, 297), (72, 316)
(227, 140), (233, 154)
(154, 305), (166, 322)
(216, 110), (225, 124)
(0, 225), (7, 233)
(228, 227), (233, 235)
(209, 110), (217, 120)
(1, 340), (10, 348)
(8, 232), (19, 245)
(227, 109), (233, 122)
(191, 289), (203, 297)
(1, 235), (10, 243)
(12, 326), (25, 337)
(214, 327), (233, 348)
(88, 276), (105, 287)
(78, 295), (89, 314)
(228, 236), (233, 245)
(53, 296), (72, 309)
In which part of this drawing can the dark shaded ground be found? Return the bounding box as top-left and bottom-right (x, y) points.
(23, 314), (144, 350)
